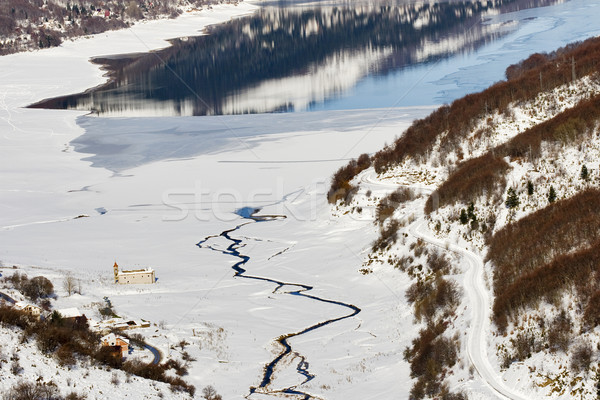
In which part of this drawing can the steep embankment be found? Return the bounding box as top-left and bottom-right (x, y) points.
(330, 36), (600, 399)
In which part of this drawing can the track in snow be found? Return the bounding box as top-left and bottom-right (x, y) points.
(359, 170), (527, 400)
(408, 218), (528, 400)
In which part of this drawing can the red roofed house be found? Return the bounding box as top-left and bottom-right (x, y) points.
(101, 333), (129, 359)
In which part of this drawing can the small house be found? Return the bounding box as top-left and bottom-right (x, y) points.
(100, 333), (129, 359)
(57, 307), (88, 327)
(94, 317), (152, 333)
(113, 262), (155, 285)
(14, 302), (42, 319)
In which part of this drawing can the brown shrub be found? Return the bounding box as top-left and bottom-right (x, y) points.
(427, 251), (451, 274)
(507, 329), (541, 364)
(404, 323), (457, 380)
(584, 291), (600, 330)
(376, 187), (415, 224)
(371, 219), (400, 252)
(547, 310), (572, 353)
(56, 343), (77, 366)
(425, 154), (509, 213)
(570, 342), (593, 373)
(489, 188), (600, 288)
(4, 380), (59, 400)
(407, 277), (460, 323)
(488, 189), (600, 331)
(410, 238), (427, 258)
(498, 95), (600, 160)
(328, 153), (371, 204)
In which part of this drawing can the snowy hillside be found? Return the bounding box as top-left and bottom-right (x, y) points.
(0, 0), (238, 55)
(2, 0), (600, 398)
(334, 37), (600, 399)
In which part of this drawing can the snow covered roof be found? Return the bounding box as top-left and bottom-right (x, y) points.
(101, 332), (129, 345)
(118, 268), (154, 275)
(14, 301), (41, 310)
(57, 307), (83, 318)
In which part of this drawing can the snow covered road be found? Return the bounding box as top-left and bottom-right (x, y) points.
(407, 219), (528, 400)
(357, 168), (527, 399)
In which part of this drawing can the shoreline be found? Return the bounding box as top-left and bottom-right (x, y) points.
(0, 1), (259, 112)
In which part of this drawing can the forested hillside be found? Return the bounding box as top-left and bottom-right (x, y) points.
(330, 35), (600, 399)
(0, 0), (229, 55)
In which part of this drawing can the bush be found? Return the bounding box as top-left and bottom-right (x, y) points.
(202, 385), (222, 400)
(584, 291), (600, 329)
(371, 220), (400, 252)
(376, 187), (416, 224)
(3, 273), (54, 302)
(427, 251), (450, 274)
(510, 330), (540, 362)
(425, 154), (509, 214)
(571, 343), (593, 373)
(4, 380), (59, 400)
(22, 276), (54, 301)
(404, 322), (458, 398)
(547, 311), (572, 353)
(487, 189), (600, 331)
(328, 154), (371, 204)
(406, 277), (459, 323)
(64, 392), (86, 400)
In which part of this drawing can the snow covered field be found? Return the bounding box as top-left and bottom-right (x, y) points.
(0, 3), (434, 396)
(2, 0), (600, 398)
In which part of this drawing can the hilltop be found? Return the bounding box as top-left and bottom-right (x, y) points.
(329, 36), (600, 399)
(0, 0), (237, 55)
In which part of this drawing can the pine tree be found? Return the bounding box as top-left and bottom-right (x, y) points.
(505, 188), (520, 209)
(527, 180), (534, 196)
(460, 209), (468, 225)
(467, 202), (476, 222)
(581, 164), (589, 181)
(548, 186), (557, 203)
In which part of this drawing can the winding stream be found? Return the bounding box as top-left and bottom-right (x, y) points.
(196, 208), (361, 399)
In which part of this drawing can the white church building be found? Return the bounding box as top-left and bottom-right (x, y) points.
(113, 262), (155, 284)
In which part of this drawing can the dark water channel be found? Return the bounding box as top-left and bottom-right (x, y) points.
(30, 0), (563, 116)
(197, 208), (360, 398)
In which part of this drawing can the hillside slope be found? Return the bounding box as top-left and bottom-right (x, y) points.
(0, 0), (230, 55)
(331, 36), (600, 399)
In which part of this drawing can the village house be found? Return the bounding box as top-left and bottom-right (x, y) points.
(100, 333), (130, 359)
(57, 307), (88, 327)
(92, 317), (151, 333)
(113, 262), (155, 284)
(14, 302), (42, 319)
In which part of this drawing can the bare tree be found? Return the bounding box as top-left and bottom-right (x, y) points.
(63, 274), (76, 296)
(202, 385), (222, 400)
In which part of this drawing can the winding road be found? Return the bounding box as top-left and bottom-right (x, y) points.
(408, 219), (527, 400)
(0, 291), (16, 304)
(360, 170), (527, 400)
(197, 210), (360, 399)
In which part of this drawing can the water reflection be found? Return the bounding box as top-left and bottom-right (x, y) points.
(31, 0), (562, 116)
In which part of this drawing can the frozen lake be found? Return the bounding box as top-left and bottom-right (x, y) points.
(31, 0), (600, 117)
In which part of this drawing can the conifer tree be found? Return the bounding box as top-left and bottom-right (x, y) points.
(459, 209), (468, 225)
(467, 202), (476, 222)
(548, 186), (557, 203)
(527, 180), (534, 196)
(505, 188), (520, 209)
(581, 164), (589, 181)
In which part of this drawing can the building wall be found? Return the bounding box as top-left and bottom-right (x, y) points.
(117, 271), (155, 284)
